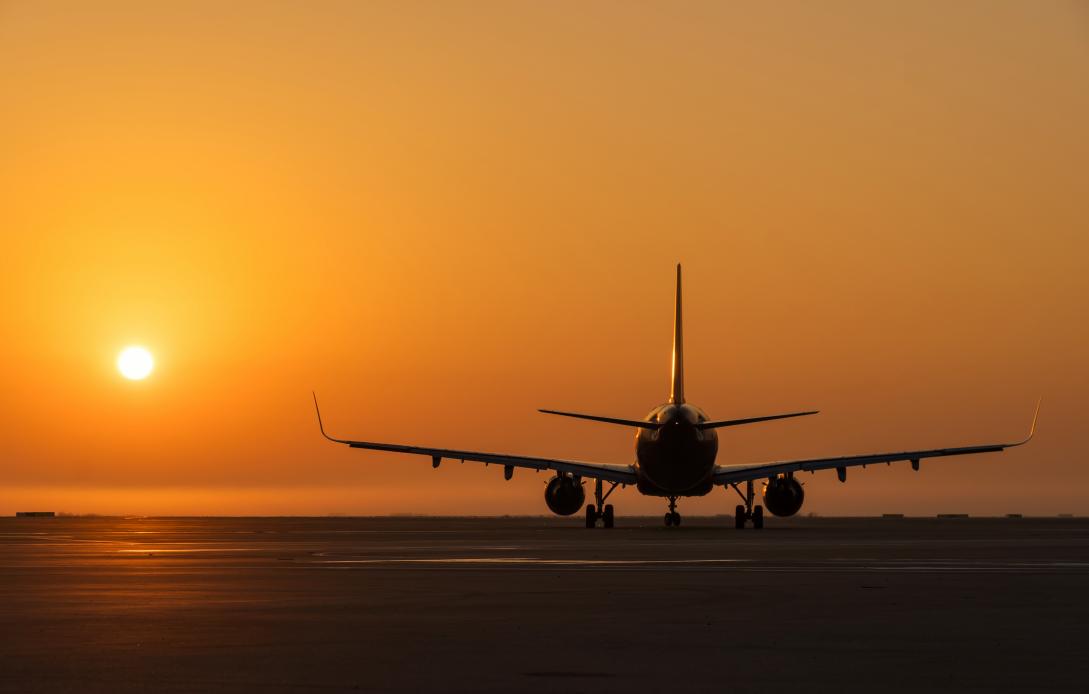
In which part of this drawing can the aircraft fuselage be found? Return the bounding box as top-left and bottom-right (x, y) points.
(634, 402), (718, 496)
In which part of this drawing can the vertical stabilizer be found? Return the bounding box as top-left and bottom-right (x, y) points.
(670, 264), (685, 404)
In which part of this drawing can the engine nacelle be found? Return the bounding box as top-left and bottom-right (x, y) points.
(762, 475), (805, 517)
(544, 475), (585, 516)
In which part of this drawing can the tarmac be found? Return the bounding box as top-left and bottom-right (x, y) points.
(2, 515), (1087, 693)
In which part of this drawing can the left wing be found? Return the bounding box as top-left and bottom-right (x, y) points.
(713, 401), (1040, 485)
(313, 394), (638, 484)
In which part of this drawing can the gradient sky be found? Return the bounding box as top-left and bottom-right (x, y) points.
(2, 1), (1087, 516)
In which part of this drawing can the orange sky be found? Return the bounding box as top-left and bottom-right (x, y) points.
(2, 1), (1087, 516)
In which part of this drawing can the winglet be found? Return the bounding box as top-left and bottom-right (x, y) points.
(1009, 398), (1041, 447)
(312, 391), (347, 444)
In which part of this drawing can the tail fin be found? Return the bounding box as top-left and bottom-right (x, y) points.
(670, 264), (684, 404)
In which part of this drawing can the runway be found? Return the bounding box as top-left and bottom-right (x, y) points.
(2, 516), (1087, 693)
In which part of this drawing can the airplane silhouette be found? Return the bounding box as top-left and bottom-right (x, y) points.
(314, 265), (1038, 528)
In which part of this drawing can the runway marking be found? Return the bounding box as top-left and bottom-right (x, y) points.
(309, 557), (752, 565)
(309, 546), (526, 555)
(117, 548), (268, 553)
(299, 557), (1089, 573)
(523, 671), (616, 678)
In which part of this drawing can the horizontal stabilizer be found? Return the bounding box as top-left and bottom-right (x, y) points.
(698, 410), (819, 430)
(538, 409), (659, 430)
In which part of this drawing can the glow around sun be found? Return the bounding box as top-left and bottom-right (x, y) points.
(117, 346), (154, 380)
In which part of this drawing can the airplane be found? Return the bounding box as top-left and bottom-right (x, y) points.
(313, 265), (1039, 529)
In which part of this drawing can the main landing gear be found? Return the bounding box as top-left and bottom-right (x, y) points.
(729, 480), (764, 529)
(586, 479), (618, 528)
(664, 496), (681, 527)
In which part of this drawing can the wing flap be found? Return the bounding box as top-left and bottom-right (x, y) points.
(713, 443), (1005, 485)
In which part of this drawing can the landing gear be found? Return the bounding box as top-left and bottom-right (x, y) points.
(664, 497), (682, 527)
(586, 479), (619, 528)
(729, 480), (764, 530)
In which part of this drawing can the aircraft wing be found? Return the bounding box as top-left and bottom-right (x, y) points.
(713, 401), (1040, 486)
(313, 394), (638, 485)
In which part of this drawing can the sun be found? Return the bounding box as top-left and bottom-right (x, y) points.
(117, 346), (154, 380)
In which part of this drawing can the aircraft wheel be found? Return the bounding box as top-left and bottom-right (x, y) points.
(585, 504), (597, 528)
(671, 512), (681, 527)
(664, 512), (673, 527)
(735, 505), (747, 529)
(602, 504), (614, 529)
(752, 505), (764, 529)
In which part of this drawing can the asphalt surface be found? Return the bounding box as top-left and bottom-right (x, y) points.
(2, 516), (1087, 693)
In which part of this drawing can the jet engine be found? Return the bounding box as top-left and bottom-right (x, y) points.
(762, 475), (805, 517)
(544, 475), (585, 516)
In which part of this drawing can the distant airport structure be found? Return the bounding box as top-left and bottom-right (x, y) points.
(315, 265), (1039, 529)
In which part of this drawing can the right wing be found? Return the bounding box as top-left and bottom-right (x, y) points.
(713, 400), (1040, 485)
(314, 394), (638, 484)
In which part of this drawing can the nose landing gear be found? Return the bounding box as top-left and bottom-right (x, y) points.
(729, 480), (764, 529)
(664, 497), (681, 527)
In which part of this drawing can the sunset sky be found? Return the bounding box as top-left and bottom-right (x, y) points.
(2, 1), (1086, 516)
